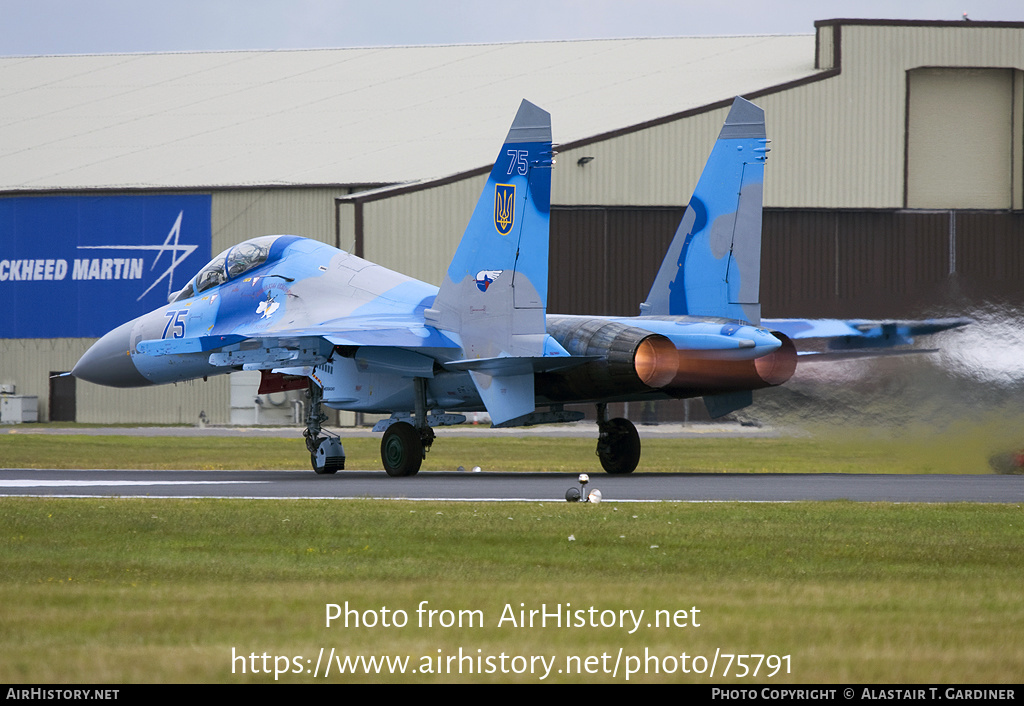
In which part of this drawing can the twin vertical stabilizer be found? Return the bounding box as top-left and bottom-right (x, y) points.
(429, 100), (556, 424)
(641, 97), (768, 325)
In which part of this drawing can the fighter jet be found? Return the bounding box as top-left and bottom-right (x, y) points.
(73, 98), (968, 476)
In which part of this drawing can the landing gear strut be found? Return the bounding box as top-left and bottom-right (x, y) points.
(595, 403), (641, 474)
(304, 383), (345, 474)
(379, 378), (435, 477)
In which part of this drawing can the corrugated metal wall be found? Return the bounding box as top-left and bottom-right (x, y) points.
(954, 210), (1024, 299)
(907, 68), (1015, 208)
(764, 209), (1024, 318)
(340, 175), (487, 286)
(758, 23), (1024, 209)
(553, 109), (729, 207)
(550, 206), (1024, 320)
(1, 338), (231, 424)
(549, 206), (1024, 322)
(548, 207), (684, 315)
(546, 23), (1024, 211)
(762, 210), (953, 318)
(212, 187), (352, 251)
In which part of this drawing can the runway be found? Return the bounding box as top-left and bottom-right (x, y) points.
(1, 467), (1021, 503)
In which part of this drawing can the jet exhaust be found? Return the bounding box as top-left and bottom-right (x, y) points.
(666, 331), (797, 391)
(543, 316), (797, 401)
(543, 317), (679, 400)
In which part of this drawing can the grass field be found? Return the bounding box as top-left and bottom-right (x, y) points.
(1, 498), (1022, 683)
(2, 427), (1022, 683)
(1, 423), (1018, 474)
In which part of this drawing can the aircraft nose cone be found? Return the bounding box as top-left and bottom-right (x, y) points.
(73, 320), (152, 387)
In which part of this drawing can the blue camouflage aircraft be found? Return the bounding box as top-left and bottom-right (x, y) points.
(73, 98), (968, 476)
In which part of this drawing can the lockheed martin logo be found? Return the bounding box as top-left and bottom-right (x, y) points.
(75, 211), (198, 301)
(0, 194), (211, 339)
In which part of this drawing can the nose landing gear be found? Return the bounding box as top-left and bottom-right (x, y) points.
(304, 382), (345, 474)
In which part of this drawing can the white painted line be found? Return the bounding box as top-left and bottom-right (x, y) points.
(0, 480), (268, 487)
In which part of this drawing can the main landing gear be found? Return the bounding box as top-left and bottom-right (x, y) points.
(303, 378), (457, 477)
(303, 381), (643, 477)
(380, 420), (434, 477)
(303, 377), (436, 477)
(595, 402), (641, 474)
(379, 378), (435, 477)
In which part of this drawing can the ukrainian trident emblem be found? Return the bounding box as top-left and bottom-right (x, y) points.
(494, 183), (515, 235)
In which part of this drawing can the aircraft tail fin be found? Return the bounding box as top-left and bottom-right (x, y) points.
(427, 99), (555, 424)
(641, 97), (768, 324)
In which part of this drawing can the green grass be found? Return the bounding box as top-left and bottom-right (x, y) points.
(0, 429), (1013, 473)
(2, 426), (1020, 682)
(1, 498), (1022, 683)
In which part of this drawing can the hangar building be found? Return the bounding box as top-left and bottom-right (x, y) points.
(1, 18), (1022, 424)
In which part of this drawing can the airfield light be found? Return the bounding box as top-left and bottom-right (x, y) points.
(566, 474), (601, 503)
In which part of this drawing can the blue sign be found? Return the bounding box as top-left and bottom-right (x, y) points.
(0, 195), (211, 338)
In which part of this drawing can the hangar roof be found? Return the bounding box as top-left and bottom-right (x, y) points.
(0, 35), (818, 191)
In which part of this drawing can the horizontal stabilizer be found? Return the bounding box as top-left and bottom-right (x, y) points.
(796, 348), (939, 363)
(765, 317), (972, 350)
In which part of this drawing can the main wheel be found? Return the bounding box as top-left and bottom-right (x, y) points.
(596, 417), (641, 474)
(381, 422), (423, 477)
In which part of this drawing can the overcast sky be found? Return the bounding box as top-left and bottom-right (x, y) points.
(1, 0), (1021, 56)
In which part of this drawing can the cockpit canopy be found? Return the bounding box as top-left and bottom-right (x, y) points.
(170, 235), (281, 303)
